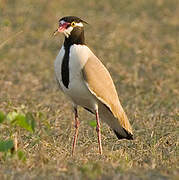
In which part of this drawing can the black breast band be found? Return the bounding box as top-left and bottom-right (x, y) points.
(61, 47), (70, 88)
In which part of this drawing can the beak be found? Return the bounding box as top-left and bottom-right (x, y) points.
(53, 22), (70, 37)
(53, 29), (59, 36)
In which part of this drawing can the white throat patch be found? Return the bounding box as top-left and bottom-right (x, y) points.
(60, 20), (84, 38)
(64, 26), (73, 38)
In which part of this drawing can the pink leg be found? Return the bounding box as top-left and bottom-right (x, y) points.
(95, 109), (103, 155)
(72, 107), (79, 156)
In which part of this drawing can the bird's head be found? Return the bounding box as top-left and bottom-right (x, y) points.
(53, 16), (87, 38)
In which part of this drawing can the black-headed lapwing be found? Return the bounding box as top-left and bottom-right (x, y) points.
(54, 16), (133, 155)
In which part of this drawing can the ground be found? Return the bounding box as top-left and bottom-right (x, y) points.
(0, 0), (178, 179)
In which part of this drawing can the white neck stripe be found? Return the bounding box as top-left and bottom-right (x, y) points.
(60, 21), (83, 27)
(75, 22), (83, 27)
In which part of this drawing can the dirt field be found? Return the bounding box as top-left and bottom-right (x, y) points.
(0, 0), (178, 179)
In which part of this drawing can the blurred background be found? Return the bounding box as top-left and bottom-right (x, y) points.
(0, 0), (178, 179)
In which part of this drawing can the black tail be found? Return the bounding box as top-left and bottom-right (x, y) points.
(113, 128), (134, 140)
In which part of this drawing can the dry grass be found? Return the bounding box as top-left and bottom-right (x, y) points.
(0, 0), (178, 179)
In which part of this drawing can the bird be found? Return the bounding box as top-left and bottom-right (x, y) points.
(53, 16), (133, 155)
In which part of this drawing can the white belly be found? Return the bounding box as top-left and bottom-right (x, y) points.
(54, 44), (97, 110)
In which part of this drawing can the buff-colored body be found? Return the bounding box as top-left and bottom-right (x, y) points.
(55, 44), (133, 138)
